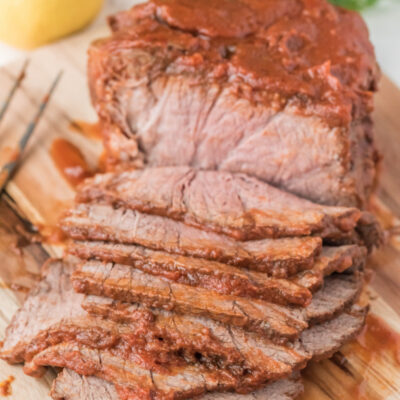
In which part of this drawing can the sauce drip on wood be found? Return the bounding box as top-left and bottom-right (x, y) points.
(352, 380), (368, 400)
(37, 224), (67, 245)
(9, 283), (30, 294)
(369, 196), (399, 231)
(346, 313), (400, 399)
(303, 312), (400, 399)
(97, 150), (108, 173)
(69, 120), (102, 140)
(50, 138), (93, 187)
(0, 376), (14, 396)
(357, 313), (400, 365)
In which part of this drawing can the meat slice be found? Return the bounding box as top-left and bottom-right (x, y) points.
(51, 369), (304, 400)
(72, 262), (307, 341)
(88, 298), (310, 374)
(26, 341), (294, 396)
(0, 259), (83, 364)
(73, 261), (363, 338)
(305, 273), (363, 324)
(80, 269), (362, 368)
(69, 241), (366, 306)
(76, 167), (362, 242)
(301, 304), (368, 360)
(80, 271), (363, 375)
(61, 203), (322, 277)
(29, 305), (367, 400)
(0, 260), (309, 389)
(292, 245), (367, 291)
(26, 343), (242, 400)
(68, 241), (312, 306)
(88, 0), (379, 208)
(82, 270), (363, 329)
(51, 369), (120, 400)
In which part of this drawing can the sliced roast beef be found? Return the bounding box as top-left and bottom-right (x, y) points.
(24, 342), (291, 399)
(77, 167), (362, 241)
(61, 204), (322, 276)
(69, 241), (366, 306)
(26, 343), (243, 400)
(305, 273), (363, 324)
(301, 304), (368, 360)
(200, 374), (304, 400)
(88, 0), (379, 207)
(80, 273), (363, 375)
(86, 299), (310, 374)
(28, 304), (367, 399)
(1, 259), (366, 399)
(51, 369), (121, 400)
(1, 258), (361, 373)
(292, 245), (366, 291)
(0, 260), (309, 389)
(73, 260), (363, 337)
(72, 262), (307, 341)
(68, 241), (312, 306)
(0, 259), (83, 364)
(51, 369), (119, 400)
(82, 271), (362, 331)
(51, 369), (304, 400)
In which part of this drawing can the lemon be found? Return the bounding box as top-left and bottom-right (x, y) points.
(0, 0), (104, 49)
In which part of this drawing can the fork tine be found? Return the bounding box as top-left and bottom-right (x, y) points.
(18, 70), (63, 149)
(0, 59), (29, 124)
(0, 70), (63, 191)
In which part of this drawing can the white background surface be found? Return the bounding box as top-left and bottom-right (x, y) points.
(0, 0), (399, 86)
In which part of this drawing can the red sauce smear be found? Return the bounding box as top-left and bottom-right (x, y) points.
(369, 196), (398, 231)
(352, 380), (369, 400)
(69, 120), (102, 140)
(0, 376), (14, 397)
(332, 313), (400, 400)
(50, 138), (93, 187)
(10, 283), (30, 294)
(97, 150), (109, 173)
(37, 224), (67, 245)
(357, 313), (400, 365)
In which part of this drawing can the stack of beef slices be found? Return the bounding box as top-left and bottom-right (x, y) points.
(1, 167), (381, 400)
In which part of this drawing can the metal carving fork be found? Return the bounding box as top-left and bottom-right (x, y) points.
(0, 61), (62, 191)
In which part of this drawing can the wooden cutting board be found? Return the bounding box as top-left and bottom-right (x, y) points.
(0, 1), (399, 398)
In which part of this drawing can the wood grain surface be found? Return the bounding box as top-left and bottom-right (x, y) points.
(0, 1), (399, 398)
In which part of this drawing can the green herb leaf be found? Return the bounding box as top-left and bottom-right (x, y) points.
(329, 0), (378, 10)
